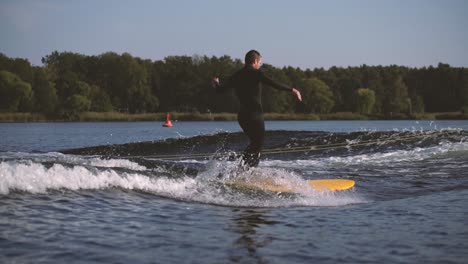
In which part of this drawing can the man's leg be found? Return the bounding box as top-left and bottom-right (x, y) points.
(238, 113), (265, 167)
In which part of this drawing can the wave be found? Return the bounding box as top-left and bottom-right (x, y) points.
(262, 140), (468, 169)
(0, 158), (362, 207)
(2, 129), (467, 206)
(61, 129), (467, 161)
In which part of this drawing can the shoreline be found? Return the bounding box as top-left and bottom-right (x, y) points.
(1, 111), (467, 123)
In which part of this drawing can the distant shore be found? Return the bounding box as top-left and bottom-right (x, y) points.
(1, 111), (467, 123)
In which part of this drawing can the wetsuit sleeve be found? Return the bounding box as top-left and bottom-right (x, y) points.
(215, 77), (234, 93)
(260, 71), (292, 92)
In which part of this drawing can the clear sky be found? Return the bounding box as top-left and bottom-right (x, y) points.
(1, 0), (467, 69)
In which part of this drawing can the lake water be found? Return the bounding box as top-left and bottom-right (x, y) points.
(1, 120), (468, 263)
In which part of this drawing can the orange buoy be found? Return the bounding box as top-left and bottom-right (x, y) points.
(162, 113), (173, 127)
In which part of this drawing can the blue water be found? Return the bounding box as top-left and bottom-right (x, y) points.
(1, 120), (468, 263)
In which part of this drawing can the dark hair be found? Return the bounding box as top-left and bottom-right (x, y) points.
(245, 50), (261, 64)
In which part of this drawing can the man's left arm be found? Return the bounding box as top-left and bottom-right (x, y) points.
(261, 72), (302, 101)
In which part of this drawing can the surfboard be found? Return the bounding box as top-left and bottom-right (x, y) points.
(226, 177), (355, 193)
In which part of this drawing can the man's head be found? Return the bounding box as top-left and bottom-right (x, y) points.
(245, 50), (262, 69)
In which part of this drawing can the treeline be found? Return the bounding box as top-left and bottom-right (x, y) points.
(1, 51), (467, 120)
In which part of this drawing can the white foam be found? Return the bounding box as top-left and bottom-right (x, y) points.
(193, 161), (364, 207)
(0, 159), (363, 207)
(0, 152), (147, 171)
(329, 141), (468, 165)
(58, 153), (147, 171)
(85, 157), (147, 171)
(0, 161), (192, 196)
(263, 141), (468, 168)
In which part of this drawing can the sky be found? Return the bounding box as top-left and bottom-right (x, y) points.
(1, 0), (467, 69)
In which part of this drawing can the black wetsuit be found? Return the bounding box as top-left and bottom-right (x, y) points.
(215, 65), (292, 167)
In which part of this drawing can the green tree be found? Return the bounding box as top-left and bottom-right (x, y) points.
(387, 76), (410, 115)
(458, 68), (468, 112)
(412, 95), (425, 114)
(120, 53), (154, 113)
(355, 88), (375, 115)
(63, 94), (91, 120)
(0, 54), (34, 84)
(0, 70), (32, 112)
(32, 67), (57, 115)
(332, 70), (361, 112)
(300, 78), (334, 113)
(94, 52), (155, 113)
(4, 51), (468, 118)
(88, 85), (113, 112)
(282, 66), (306, 87)
(158, 56), (200, 112)
(378, 69), (410, 117)
(368, 79), (385, 114)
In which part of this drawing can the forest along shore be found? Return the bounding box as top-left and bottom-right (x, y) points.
(2, 52), (468, 123)
(0, 111), (467, 123)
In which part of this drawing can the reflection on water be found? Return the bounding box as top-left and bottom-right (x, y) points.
(229, 208), (279, 263)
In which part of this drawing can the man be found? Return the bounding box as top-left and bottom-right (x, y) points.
(212, 50), (302, 167)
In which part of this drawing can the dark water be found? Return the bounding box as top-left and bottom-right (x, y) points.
(1, 121), (468, 263)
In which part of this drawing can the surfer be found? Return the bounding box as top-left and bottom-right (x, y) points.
(212, 50), (302, 167)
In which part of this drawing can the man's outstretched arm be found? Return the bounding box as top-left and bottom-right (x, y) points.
(261, 72), (302, 102)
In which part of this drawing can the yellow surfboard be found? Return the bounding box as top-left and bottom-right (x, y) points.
(307, 179), (355, 191)
(226, 177), (355, 193)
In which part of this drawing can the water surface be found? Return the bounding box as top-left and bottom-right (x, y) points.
(1, 120), (467, 263)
